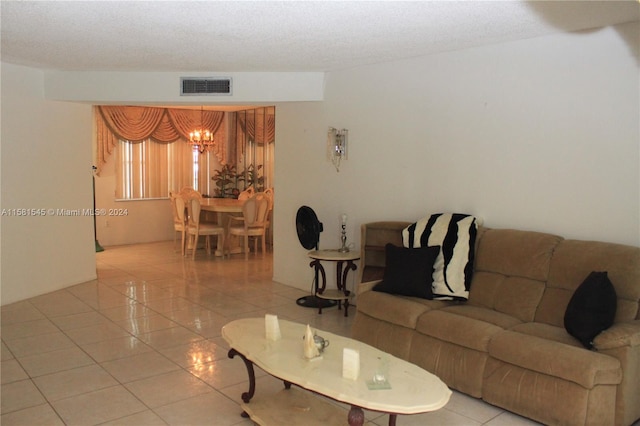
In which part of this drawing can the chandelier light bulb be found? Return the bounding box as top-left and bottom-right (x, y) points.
(188, 107), (216, 153)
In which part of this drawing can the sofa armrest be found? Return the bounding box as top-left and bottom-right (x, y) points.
(357, 280), (381, 295)
(594, 320), (640, 350)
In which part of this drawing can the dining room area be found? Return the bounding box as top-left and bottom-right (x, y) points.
(92, 105), (275, 259)
(170, 185), (274, 260)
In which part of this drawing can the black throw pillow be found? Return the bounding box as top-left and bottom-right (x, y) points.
(373, 243), (439, 299)
(564, 271), (617, 350)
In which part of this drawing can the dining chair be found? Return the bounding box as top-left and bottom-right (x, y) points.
(179, 186), (218, 224)
(179, 186), (202, 200)
(186, 197), (226, 259)
(169, 191), (187, 254)
(263, 187), (274, 247)
(227, 193), (270, 258)
(263, 187), (274, 210)
(174, 196), (189, 256)
(237, 186), (255, 201)
(226, 186), (255, 229)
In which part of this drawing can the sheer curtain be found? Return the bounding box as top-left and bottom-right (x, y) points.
(98, 106), (226, 200)
(97, 105), (274, 200)
(195, 152), (214, 196)
(116, 138), (202, 200)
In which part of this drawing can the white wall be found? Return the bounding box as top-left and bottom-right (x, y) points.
(2, 22), (637, 304)
(273, 23), (640, 291)
(1, 63), (97, 305)
(94, 151), (174, 247)
(44, 71), (324, 104)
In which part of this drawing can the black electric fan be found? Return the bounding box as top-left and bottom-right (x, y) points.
(295, 206), (337, 309)
(296, 206), (322, 251)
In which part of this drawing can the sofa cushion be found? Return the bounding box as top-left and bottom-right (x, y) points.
(356, 290), (440, 329)
(474, 229), (562, 282)
(415, 309), (505, 352)
(510, 322), (583, 347)
(539, 239), (640, 327)
(372, 244), (439, 299)
(511, 320), (640, 351)
(594, 321), (640, 350)
(488, 330), (622, 389)
(468, 272), (545, 323)
(564, 271), (617, 349)
(439, 305), (522, 330)
(402, 213), (478, 300)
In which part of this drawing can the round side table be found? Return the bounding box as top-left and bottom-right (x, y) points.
(308, 249), (361, 317)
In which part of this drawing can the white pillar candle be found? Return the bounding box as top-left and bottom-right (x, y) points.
(265, 314), (281, 341)
(342, 348), (360, 380)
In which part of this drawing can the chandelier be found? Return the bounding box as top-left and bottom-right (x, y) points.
(188, 107), (216, 154)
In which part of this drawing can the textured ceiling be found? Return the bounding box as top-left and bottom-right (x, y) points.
(1, 1), (639, 73)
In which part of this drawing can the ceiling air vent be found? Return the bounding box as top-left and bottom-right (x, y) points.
(180, 77), (232, 96)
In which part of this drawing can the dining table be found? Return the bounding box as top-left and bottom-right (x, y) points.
(199, 198), (245, 256)
(200, 197), (244, 215)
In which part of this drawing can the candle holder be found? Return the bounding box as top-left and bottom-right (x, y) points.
(339, 223), (349, 252)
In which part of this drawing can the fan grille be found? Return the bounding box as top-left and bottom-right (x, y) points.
(296, 206), (322, 250)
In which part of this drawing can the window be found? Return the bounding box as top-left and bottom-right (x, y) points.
(111, 106), (275, 201)
(116, 139), (215, 200)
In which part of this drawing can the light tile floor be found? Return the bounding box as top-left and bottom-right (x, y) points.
(1, 241), (540, 425)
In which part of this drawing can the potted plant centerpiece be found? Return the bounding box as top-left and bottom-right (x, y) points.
(238, 164), (264, 192)
(212, 164), (238, 198)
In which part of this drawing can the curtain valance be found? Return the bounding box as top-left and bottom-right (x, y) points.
(95, 106), (226, 173)
(237, 110), (276, 144)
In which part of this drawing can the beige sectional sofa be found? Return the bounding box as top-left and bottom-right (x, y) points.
(352, 221), (640, 426)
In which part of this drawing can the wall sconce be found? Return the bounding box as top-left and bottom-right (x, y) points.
(327, 127), (348, 172)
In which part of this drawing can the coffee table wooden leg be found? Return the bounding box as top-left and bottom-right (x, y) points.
(388, 413), (397, 426)
(348, 405), (365, 426)
(228, 348), (256, 403)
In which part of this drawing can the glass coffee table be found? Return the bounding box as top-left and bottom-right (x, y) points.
(222, 318), (451, 426)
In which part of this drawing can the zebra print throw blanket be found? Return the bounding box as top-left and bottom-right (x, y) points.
(402, 213), (478, 300)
